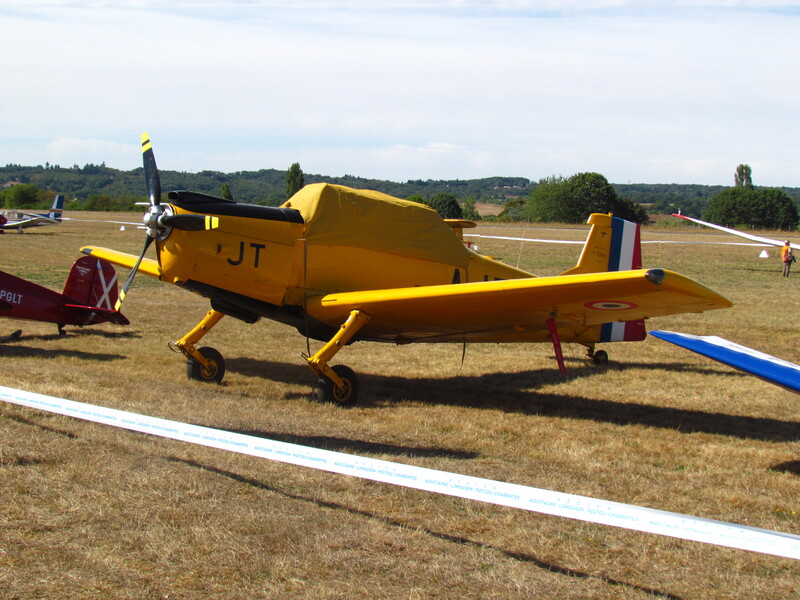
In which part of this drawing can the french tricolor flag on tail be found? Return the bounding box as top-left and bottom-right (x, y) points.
(601, 216), (646, 342)
(561, 214), (647, 343)
(607, 216), (642, 271)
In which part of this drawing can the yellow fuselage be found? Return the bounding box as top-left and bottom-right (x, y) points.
(157, 208), (533, 309)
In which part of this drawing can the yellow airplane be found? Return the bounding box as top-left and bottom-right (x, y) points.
(81, 134), (732, 404)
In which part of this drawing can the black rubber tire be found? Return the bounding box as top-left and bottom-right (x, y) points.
(186, 346), (226, 383)
(316, 365), (359, 406)
(592, 349), (609, 365)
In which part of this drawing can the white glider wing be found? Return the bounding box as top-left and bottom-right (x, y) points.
(651, 330), (800, 394)
(672, 214), (799, 250)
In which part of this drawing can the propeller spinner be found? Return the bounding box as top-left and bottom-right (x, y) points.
(115, 133), (219, 309)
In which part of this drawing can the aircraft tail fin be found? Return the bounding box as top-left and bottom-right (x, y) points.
(563, 213), (646, 343)
(62, 256), (128, 324)
(561, 213), (642, 276)
(46, 195), (64, 221)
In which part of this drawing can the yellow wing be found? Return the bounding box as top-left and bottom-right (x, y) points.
(80, 246), (161, 278)
(305, 268), (732, 343)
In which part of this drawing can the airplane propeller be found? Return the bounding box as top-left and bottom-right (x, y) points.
(115, 133), (218, 309)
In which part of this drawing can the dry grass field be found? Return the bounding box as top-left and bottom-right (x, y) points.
(1, 213), (799, 599)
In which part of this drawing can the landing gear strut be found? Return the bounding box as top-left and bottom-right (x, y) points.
(305, 309), (371, 406)
(171, 306), (370, 404)
(546, 316), (567, 376)
(173, 309), (227, 383)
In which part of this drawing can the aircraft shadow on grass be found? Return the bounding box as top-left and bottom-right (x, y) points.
(226, 357), (800, 443)
(1, 328), (141, 343)
(228, 428), (479, 461)
(65, 328), (143, 340)
(0, 327), (140, 362)
(165, 455), (685, 600)
(771, 461), (800, 476)
(0, 342), (127, 362)
(7, 407), (684, 599)
(4, 412), (79, 441)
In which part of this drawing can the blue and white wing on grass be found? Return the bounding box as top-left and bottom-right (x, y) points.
(651, 330), (800, 394)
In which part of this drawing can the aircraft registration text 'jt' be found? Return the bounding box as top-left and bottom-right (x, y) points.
(226, 242), (268, 268)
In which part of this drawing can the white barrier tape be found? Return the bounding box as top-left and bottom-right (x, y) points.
(464, 233), (767, 247)
(464, 234), (584, 244)
(2, 384), (799, 560)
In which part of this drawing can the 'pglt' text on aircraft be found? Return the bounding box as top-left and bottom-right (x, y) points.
(0, 195), (65, 233)
(80, 134), (732, 404)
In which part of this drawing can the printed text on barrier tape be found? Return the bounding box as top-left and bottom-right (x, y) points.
(1, 385), (799, 560)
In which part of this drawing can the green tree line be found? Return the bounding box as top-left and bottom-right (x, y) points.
(487, 165), (798, 228)
(702, 164), (798, 230)
(3, 161), (798, 228)
(1, 163), (531, 208)
(511, 173), (649, 224)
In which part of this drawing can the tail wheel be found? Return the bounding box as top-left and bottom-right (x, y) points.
(592, 349), (609, 365)
(187, 346), (226, 383)
(316, 365), (359, 406)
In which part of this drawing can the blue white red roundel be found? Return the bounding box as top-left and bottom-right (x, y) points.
(584, 301), (638, 311)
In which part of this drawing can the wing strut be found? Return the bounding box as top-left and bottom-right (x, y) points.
(546, 316), (567, 376)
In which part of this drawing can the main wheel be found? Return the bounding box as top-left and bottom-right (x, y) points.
(186, 346), (226, 383)
(316, 365), (359, 406)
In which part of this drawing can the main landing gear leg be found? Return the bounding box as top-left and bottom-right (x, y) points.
(306, 309), (371, 405)
(173, 309), (227, 383)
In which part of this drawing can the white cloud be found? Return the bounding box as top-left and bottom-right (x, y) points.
(1, 1), (798, 184)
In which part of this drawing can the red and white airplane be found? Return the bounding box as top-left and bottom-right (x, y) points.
(0, 256), (128, 338)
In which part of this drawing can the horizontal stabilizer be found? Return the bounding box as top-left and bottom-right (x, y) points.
(651, 330), (800, 394)
(64, 304), (130, 325)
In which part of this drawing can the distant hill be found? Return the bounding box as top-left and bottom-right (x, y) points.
(613, 183), (800, 217)
(0, 163), (530, 207)
(3, 163), (798, 218)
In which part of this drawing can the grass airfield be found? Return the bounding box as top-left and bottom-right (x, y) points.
(1, 213), (799, 599)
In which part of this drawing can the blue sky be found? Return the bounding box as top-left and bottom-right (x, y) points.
(1, 1), (798, 186)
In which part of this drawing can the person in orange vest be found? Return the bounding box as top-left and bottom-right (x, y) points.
(781, 240), (795, 277)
